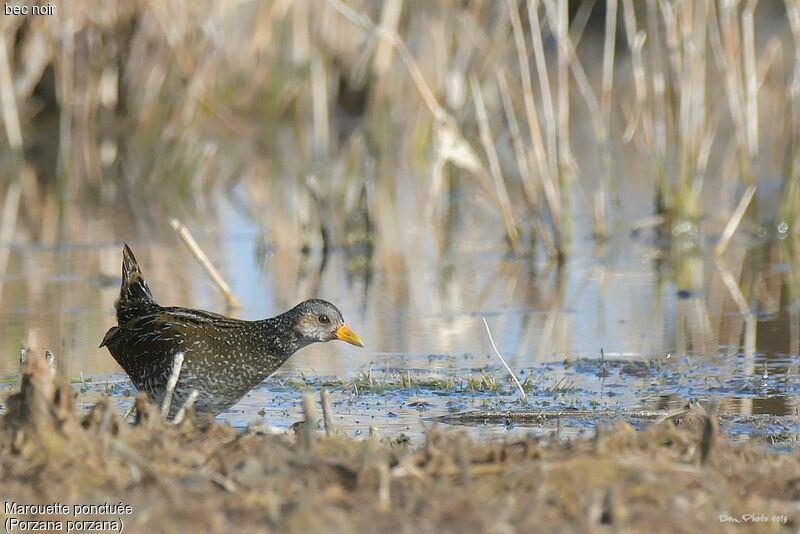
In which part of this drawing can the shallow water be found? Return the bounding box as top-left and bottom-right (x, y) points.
(0, 187), (798, 447)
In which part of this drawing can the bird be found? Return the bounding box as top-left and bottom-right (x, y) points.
(100, 244), (363, 418)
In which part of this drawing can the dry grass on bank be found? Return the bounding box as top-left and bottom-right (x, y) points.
(1, 355), (798, 533)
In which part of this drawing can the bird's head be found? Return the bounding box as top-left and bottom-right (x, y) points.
(289, 299), (364, 347)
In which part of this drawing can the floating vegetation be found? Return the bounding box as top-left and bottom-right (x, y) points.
(284, 369), (506, 396)
(464, 371), (501, 394)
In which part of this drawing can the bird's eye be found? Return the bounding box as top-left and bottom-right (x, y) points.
(318, 314), (330, 324)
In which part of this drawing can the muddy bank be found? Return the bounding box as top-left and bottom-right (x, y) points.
(1, 356), (799, 533)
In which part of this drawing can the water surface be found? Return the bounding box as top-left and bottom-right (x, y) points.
(0, 188), (797, 446)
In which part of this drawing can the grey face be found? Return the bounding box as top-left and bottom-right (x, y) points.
(291, 299), (346, 343)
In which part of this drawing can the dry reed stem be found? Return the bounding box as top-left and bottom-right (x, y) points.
(562, 33), (604, 141)
(44, 350), (55, 376)
(742, 0), (759, 160)
(714, 256), (750, 315)
(543, 4), (603, 148)
(785, 0), (800, 224)
(496, 69), (536, 210)
(528, 1), (559, 181)
(595, 0), (616, 238)
(545, 0), (572, 178)
(160, 352), (185, 420)
(714, 185), (757, 258)
(0, 36), (22, 153)
(53, 0), (75, 183)
(470, 76), (520, 255)
(496, 69), (557, 258)
(372, 0), (404, 76)
(568, 0), (597, 45)
(172, 389), (199, 425)
(689, 111), (720, 204)
(621, 0), (652, 146)
(292, 0), (310, 65)
(676, 1), (708, 195)
(0, 170), (23, 302)
(787, 0), (800, 112)
(310, 49), (329, 160)
(377, 461), (390, 512)
(300, 392), (318, 452)
(743, 313), (757, 356)
(506, 0), (563, 256)
(168, 217), (241, 309)
(541, 0), (576, 249)
(326, 0), (514, 250)
(546, 0), (611, 238)
(711, 1), (753, 182)
(601, 0), (618, 133)
(480, 317), (526, 401)
(320, 388), (335, 437)
(645, 0), (668, 161)
(326, 0), (443, 120)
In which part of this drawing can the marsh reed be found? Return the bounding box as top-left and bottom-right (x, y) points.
(0, 0), (797, 262)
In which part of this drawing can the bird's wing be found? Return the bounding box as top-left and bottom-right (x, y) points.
(100, 307), (245, 349)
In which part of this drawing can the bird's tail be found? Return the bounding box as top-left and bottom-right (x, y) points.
(115, 243), (158, 324)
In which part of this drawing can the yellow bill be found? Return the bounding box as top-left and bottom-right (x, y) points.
(335, 324), (364, 347)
